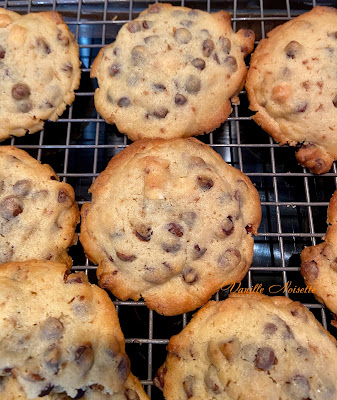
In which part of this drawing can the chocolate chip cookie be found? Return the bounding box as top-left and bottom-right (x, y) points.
(0, 260), (148, 399)
(0, 146), (79, 266)
(91, 3), (254, 141)
(0, 8), (81, 141)
(301, 190), (337, 326)
(80, 138), (261, 316)
(246, 6), (337, 174)
(154, 293), (337, 399)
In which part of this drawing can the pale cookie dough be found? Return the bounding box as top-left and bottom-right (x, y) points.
(0, 8), (81, 140)
(80, 138), (261, 316)
(0, 146), (79, 267)
(246, 6), (337, 174)
(0, 260), (148, 399)
(155, 293), (337, 400)
(91, 3), (254, 141)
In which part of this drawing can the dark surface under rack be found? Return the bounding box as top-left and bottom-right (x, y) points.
(1, 0), (337, 398)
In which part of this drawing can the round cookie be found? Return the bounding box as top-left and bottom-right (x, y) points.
(0, 8), (81, 140)
(154, 293), (337, 400)
(301, 190), (337, 326)
(91, 3), (255, 141)
(246, 6), (337, 174)
(0, 260), (147, 399)
(80, 138), (261, 316)
(0, 146), (79, 266)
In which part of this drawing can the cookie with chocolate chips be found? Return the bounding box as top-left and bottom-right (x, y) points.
(155, 293), (337, 399)
(91, 3), (255, 141)
(0, 260), (148, 399)
(0, 146), (79, 266)
(0, 8), (81, 141)
(246, 6), (337, 174)
(301, 190), (337, 326)
(80, 138), (261, 315)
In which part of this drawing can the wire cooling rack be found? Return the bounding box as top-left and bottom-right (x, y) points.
(1, 0), (337, 398)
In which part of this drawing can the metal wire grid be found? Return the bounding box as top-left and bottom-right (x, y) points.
(1, 0), (337, 398)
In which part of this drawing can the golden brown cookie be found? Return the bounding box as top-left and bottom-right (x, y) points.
(91, 3), (254, 141)
(0, 8), (81, 140)
(246, 6), (337, 174)
(80, 138), (261, 315)
(155, 293), (337, 399)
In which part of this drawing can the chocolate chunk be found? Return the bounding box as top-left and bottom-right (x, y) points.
(38, 383), (54, 397)
(224, 56), (238, 73)
(12, 83), (31, 100)
(153, 83), (166, 91)
(182, 267), (198, 284)
(58, 190), (68, 203)
(127, 21), (141, 33)
(191, 58), (205, 70)
(181, 211), (196, 227)
(161, 243), (181, 253)
(285, 41), (302, 59)
(204, 365), (221, 394)
(125, 389), (140, 400)
(108, 63), (120, 76)
(301, 261), (318, 280)
(135, 225), (152, 241)
(36, 37), (51, 54)
(153, 108), (169, 119)
(218, 249), (241, 268)
(0, 46), (5, 59)
(40, 317), (64, 341)
(116, 251), (136, 262)
(333, 95), (337, 108)
(202, 38), (214, 57)
(183, 375), (194, 398)
(174, 28), (192, 44)
(192, 244), (207, 260)
(131, 45), (146, 66)
(13, 179), (31, 197)
(0, 196), (23, 220)
(264, 322), (278, 336)
(166, 222), (184, 237)
(175, 93), (187, 106)
(75, 344), (94, 374)
(118, 97), (131, 107)
(254, 347), (275, 371)
(185, 75), (201, 94)
(197, 176), (213, 190)
(285, 374), (310, 398)
(57, 31), (70, 46)
(222, 216), (234, 236)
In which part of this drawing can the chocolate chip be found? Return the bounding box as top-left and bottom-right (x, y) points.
(285, 41), (302, 59)
(44, 345), (61, 372)
(219, 340), (240, 362)
(301, 261), (318, 280)
(117, 355), (130, 382)
(65, 273), (84, 284)
(182, 267), (198, 284)
(148, 4), (161, 13)
(142, 20), (153, 29)
(0, 196), (23, 220)
(197, 176), (213, 190)
(116, 251), (136, 262)
(153, 108), (169, 118)
(188, 10), (199, 18)
(135, 225), (152, 241)
(254, 347), (275, 371)
(125, 389), (140, 400)
(333, 95), (337, 108)
(185, 75), (201, 94)
(131, 45), (146, 66)
(108, 63), (120, 76)
(61, 62), (73, 74)
(0, 367), (13, 375)
(183, 376), (194, 398)
(13, 179), (31, 197)
(24, 373), (44, 382)
(285, 374), (310, 398)
(153, 83), (166, 91)
(264, 322), (278, 336)
(57, 31), (70, 46)
(202, 38), (214, 57)
(295, 102), (308, 113)
(174, 28), (192, 44)
(200, 29), (210, 38)
(58, 190), (68, 203)
(144, 35), (160, 45)
(245, 225), (253, 234)
(12, 83), (31, 100)
(16, 101), (33, 113)
(218, 249), (241, 268)
(161, 243), (181, 253)
(154, 365), (167, 390)
(191, 58), (205, 70)
(181, 211), (196, 227)
(143, 263), (172, 284)
(75, 344), (94, 374)
(38, 383), (54, 397)
(127, 21), (141, 33)
(204, 365), (221, 394)
(222, 216), (234, 236)
(166, 222), (184, 237)
(36, 37), (51, 54)
(127, 75), (139, 86)
(40, 317), (64, 341)
(118, 97), (131, 107)
(0, 46), (5, 59)
(106, 92), (113, 103)
(213, 53), (220, 64)
(74, 389), (86, 399)
(180, 19), (193, 28)
(175, 93), (187, 106)
(192, 244), (206, 260)
(224, 56), (238, 73)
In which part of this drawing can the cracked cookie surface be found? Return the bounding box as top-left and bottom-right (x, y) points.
(0, 260), (148, 399)
(246, 6), (337, 174)
(155, 293), (337, 400)
(0, 8), (81, 140)
(91, 3), (254, 141)
(80, 138), (261, 315)
(0, 146), (79, 266)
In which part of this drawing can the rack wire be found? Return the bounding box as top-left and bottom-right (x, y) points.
(1, 0), (337, 398)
